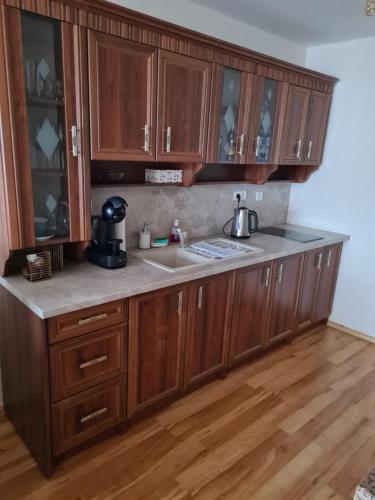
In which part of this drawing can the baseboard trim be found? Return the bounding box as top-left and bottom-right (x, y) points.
(327, 321), (375, 344)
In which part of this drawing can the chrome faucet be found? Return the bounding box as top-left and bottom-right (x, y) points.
(177, 228), (189, 248)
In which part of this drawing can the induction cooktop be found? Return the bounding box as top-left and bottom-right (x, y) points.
(258, 227), (323, 243)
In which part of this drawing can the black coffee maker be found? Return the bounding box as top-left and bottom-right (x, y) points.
(88, 196), (128, 269)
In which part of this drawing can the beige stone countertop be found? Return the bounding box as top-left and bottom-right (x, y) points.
(0, 224), (349, 319)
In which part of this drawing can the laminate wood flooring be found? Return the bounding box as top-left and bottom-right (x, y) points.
(1, 326), (375, 499)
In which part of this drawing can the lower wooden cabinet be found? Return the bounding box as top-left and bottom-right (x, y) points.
(184, 273), (234, 388)
(127, 284), (188, 419)
(314, 244), (342, 320)
(229, 262), (271, 367)
(265, 253), (304, 345)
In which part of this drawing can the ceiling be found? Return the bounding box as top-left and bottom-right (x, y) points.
(189, 0), (375, 46)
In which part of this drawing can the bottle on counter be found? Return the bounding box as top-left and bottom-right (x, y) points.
(169, 219), (181, 243)
(139, 223), (151, 249)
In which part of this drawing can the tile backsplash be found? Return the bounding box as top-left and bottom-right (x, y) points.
(91, 182), (291, 249)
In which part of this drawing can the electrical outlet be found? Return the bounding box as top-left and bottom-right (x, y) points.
(233, 190), (247, 201)
(255, 191), (264, 201)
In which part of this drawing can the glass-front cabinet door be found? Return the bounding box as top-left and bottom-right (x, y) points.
(247, 77), (281, 164)
(4, 8), (86, 247)
(206, 65), (253, 164)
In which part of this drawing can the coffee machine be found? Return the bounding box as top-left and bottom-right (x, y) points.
(88, 196), (128, 269)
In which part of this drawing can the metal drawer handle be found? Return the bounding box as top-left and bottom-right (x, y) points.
(198, 286), (203, 309)
(307, 140), (313, 160)
(277, 263), (284, 283)
(264, 266), (271, 287)
(70, 125), (79, 157)
(316, 252), (323, 270)
(165, 126), (172, 153)
(327, 249), (332, 267)
(296, 139), (303, 160)
(237, 134), (245, 156)
(254, 136), (261, 157)
(142, 124), (149, 152)
(78, 313), (108, 325)
(177, 291), (183, 316)
(80, 407), (107, 424)
(79, 355), (108, 370)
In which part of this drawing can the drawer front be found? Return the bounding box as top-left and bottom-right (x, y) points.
(48, 300), (128, 344)
(52, 377), (125, 456)
(50, 325), (127, 402)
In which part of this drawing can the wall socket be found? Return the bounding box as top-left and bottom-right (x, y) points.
(233, 190), (247, 201)
(255, 191), (264, 201)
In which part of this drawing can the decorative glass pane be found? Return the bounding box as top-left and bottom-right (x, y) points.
(217, 68), (241, 163)
(256, 78), (278, 163)
(21, 13), (69, 241)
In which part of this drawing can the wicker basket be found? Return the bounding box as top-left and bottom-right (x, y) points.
(23, 251), (52, 282)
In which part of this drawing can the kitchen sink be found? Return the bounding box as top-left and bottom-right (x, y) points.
(135, 238), (264, 273)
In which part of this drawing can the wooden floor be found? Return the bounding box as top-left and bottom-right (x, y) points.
(1, 326), (375, 499)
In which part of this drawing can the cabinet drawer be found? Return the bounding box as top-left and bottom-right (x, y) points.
(48, 300), (128, 344)
(52, 377), (125, 456)
(50, 325), (127, 402)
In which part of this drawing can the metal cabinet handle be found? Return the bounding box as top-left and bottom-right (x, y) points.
(79, 355), (108, 370)
(177, 291), (183, 316)
(165, 126), (172, 153)
(307, 140), (313, 160)
(316, 252), (323, 270)
(80, 407), (107, 424)
(78, 313), (108, 325)
(70, 125), (79, 157)
(254, 136), (261, 157)
(197, 286), (203, 309)
(296, 139), (303, 160)
(142, 124), (149, 152)
(277, 263), (284, 283)
(237, 134), (245, 156)
(327, 249), (332, 267)
(264, 266), (271, 287)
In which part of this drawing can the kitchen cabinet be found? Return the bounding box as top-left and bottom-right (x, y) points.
(295, 243), (342, 330)
(184, 273), (234, 388)
(279, 85), (310, 164)
(206, 64), (253, 164)
(302, 91), (331, 164)
(314, 244), (342, 320)
(0, 7), (88, 249)
(229, 262), (271, 367)
(279, 85), (331, 166)
(88, 31), (157, 161)
(156, 50), (211, 162)
(247, 76), (286, 164)
(265, 253), (303, 345)
(295, 248), (323, 332)
(127, 284), (188, 418)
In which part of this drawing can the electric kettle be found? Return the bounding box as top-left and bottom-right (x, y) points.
(223, 205), (258, 239)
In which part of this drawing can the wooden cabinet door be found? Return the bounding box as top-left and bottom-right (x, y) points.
(3, 8), (88, 248)
(184, 273), (234, 388)
(229, 263), (271, 367)
(295, 249), (323, 332)
(157, 50), (211, 162)
(128, 285), (188, 418)
(314, 244), (342, 321)
(88, 31), (157, 161)
(266, 253), (303, 345)
(279, 85), (310, 165)
(303, 91), (331, 164)
(206, 64), (252, 164)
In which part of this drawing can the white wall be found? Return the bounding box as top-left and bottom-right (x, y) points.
(110, 0), (306, 65)
(288, 36), (375, 337)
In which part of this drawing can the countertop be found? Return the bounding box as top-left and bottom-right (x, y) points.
(0, 224), (349, 319)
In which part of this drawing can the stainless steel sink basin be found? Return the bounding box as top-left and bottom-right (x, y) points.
(133, 238), (264, 273)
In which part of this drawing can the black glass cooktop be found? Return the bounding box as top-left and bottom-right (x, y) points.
(259, 227), (323, 243)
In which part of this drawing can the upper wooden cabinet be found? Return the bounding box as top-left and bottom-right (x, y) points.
(206, 64), (253, 164)
(88, 31), (157, 161)
(156, 50), (211, 162)
(302, 91), (331, 165)
(0, 7), (89, 250)
(247, 76), (286, 164)
(278, 85), (331, 165)
(184, 273), (234, 388)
